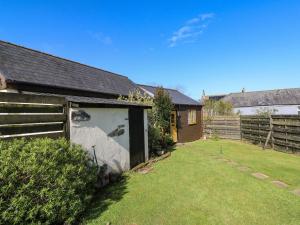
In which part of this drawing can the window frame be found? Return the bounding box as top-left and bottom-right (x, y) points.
(188, 109), (197, 125)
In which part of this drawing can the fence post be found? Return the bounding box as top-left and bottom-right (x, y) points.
(270, 115), (274, 149)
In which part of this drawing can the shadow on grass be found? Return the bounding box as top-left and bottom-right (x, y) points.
(82, 175), (129, 223)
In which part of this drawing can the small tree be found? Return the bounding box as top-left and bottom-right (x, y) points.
(119, 87), (174, 152)
(152, 87), (174, 135)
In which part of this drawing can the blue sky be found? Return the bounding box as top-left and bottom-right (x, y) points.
(0, 0), (300, 99)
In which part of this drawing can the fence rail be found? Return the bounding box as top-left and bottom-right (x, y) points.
(204, 116), (241, 140)
(0, 92), (68, 140)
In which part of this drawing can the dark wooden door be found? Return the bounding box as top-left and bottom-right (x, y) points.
(129, 108), (145, 168)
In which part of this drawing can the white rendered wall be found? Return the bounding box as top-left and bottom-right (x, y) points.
(70, 108), (130, 173)
(144, 109), (149, 161)
(234, 105), (300, 115)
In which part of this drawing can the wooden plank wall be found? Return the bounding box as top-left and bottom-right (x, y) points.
(0, 92), (68, 140)
(204, 116), (241, 140)
(241, 115), (300, 153)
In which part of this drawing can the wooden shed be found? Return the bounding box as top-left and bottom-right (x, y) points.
(139, 85), (203, 143)
(0, 40), (150, 172)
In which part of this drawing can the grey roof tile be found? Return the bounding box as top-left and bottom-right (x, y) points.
(0, 41), (137, 96)
(222, 88), (300, 107)
(139, 84), (201, 106)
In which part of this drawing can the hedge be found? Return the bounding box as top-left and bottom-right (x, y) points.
(0, 138), (98, 225)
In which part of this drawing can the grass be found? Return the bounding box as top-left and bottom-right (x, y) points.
(84, 140), (300, 225)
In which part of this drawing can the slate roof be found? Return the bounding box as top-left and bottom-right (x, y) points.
(222, 88), (300, 107)
(0, 41), (137, 96)
(139, 84), (201, 106)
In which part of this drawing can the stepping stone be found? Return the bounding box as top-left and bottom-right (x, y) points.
(227, 160), (238, 166)
(292, 189), (300, 196)
(238, 166), (250, 172)
(272, 180), (289, 188)
(252, 172), (269, 180)
(217, 158), (229, 162)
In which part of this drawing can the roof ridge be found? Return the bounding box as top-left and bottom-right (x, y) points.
(229, 87), (300, 95)
(0, 40), (130, 79)
(138, 84), (179, 92)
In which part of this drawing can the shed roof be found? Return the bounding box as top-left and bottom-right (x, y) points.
(0, 41), (137, 96)
(139, 84), (201, 106)
(23, 91), (151, 108)
(66, 95), (151, 108)
(222, 88), (300, 107)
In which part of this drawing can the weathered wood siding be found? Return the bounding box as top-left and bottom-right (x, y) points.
(176, 105), (203, 143)
(204, 116), (241, 140)
(0, 92), (68, 139)
(241, 115), (300, 153)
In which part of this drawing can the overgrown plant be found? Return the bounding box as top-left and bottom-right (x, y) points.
(0, 138), (97, 225)
(119, 87), (174, 153)
(118, 89), (153, 105)
(152, 87), (174, 148)
(255, 107), (278, 116)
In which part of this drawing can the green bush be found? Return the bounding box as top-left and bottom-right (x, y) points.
(0, 138), (97, 225)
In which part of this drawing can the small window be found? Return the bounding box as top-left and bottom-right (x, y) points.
(188, 109), (197, 125)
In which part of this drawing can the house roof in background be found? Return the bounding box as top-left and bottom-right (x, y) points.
(0, 41), (137, 96)
(139, 84), (201, 106)
(222, 88), (300, 107)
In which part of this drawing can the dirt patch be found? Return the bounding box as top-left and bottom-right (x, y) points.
(271, 180), (289, 188)
(138, 166), (153, 174)
(251, 172), (269, 180)
(238, 166), (251, 172)
(292, 189), (300, 196)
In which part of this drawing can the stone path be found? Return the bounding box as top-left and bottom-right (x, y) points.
(213, 155), (300, 197)
(251, 172), (269, 180)
(271, 180), (289, 188)
(292, 189), (300, 196)
(237, 166), (251, 172)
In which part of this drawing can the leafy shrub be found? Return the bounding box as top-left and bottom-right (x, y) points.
(119, 87), (175, 153)
(0, 138), (97, 225)
(148, 125), (162, 152)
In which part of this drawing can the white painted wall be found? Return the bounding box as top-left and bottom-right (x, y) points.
(144, 109), (149, 161)
(70, 108), (130, 173)
(69, 107), (149, 173)
(234, 105), (300, 115)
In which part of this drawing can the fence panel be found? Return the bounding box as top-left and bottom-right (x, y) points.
(240, 115), (271, 146)
(272, 115), (300, 153)
(241, 115), (300, 153)
(204, 116), (241, 140)
(0, 92), (68, 140)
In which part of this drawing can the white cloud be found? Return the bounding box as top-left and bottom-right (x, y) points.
(88, 31), (113, 45)
(168, 13), (215, 47)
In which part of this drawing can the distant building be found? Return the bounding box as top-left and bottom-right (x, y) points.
(222, 88), (300, 115)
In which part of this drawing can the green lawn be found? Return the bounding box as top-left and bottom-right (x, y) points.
(84, 140), (300, 225)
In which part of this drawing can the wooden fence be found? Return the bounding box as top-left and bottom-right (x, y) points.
(0, 92), (68, 140)
(204, 116), (241, 140)
(241, 115), (300, 153)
